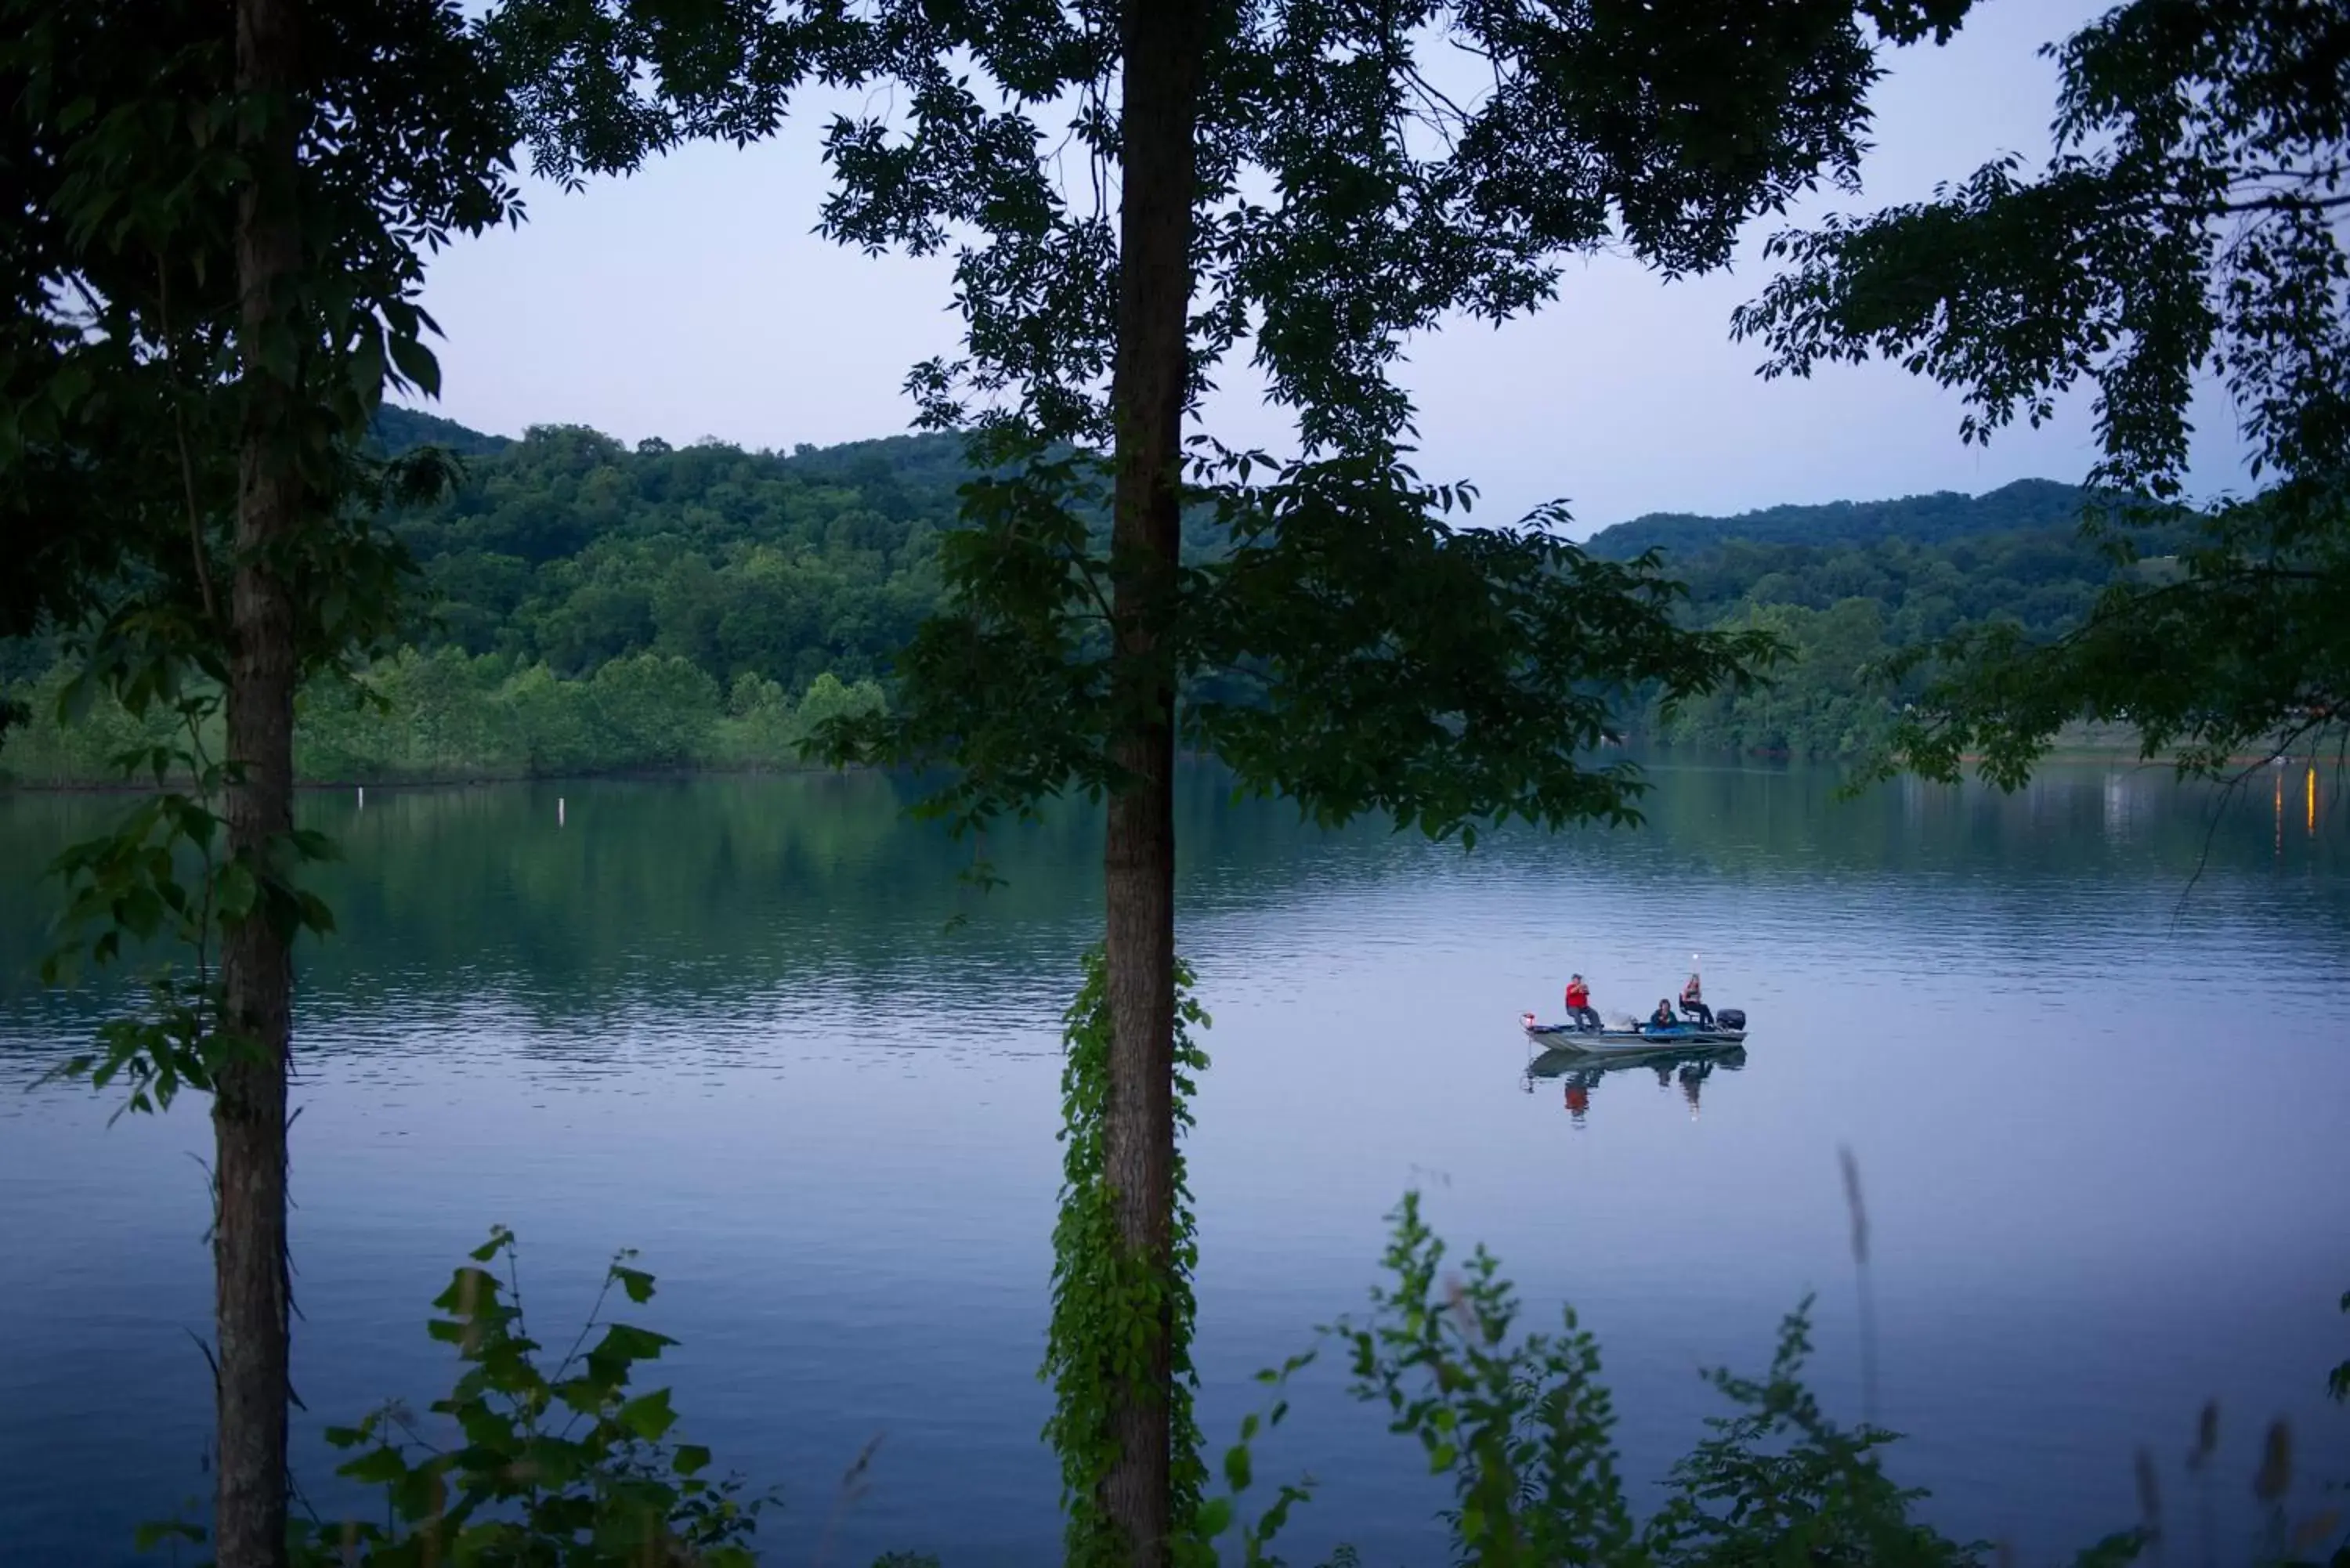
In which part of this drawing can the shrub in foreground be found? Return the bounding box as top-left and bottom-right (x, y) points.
(137, 1205), (2343, 1567)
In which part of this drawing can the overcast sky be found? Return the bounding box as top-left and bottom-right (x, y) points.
(403, 0), (2249, 534)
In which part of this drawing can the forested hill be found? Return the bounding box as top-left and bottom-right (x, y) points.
(372, 403), (512, 458)
(366, 414), (1253, 688)
(0, 408), (2136, 782)
(360, 410), (2120, 766)
(373, 417), (975, 690)
(1583, 478), (2088, 558)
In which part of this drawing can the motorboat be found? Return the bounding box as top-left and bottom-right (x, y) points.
(1520, 1006), (1747, 1053)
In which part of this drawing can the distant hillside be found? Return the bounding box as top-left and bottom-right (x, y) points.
(5, 410), (2159, 781)
(1584, 478), (2089, 559)
(371, 403), (514, 458)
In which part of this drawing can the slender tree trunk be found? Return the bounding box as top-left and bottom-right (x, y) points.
(218, 1), (302, 1562)
(1101, 2), (1205, 1563)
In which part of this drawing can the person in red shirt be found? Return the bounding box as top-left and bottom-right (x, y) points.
(1564, 974), (1600, 1030)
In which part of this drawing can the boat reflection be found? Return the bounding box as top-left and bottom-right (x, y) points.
(1524, 1043), (1750, 1127)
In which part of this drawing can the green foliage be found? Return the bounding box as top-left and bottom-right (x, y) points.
(0, 645), (884, 784)
(1586, 480), (2092, 560)
(110, 1183), (2350, 1568)
(1627, 519), (2188, 760)
(590, 654), (722, 768)
(1, 413), (2160, 776)
(381, 425), (968, 690)
(1045, 948), (1213, 1566)
(294, 1229), (769, 1568)
(1860, 482), (2350, 788)
(0, 0), (517, 659)
(1661, 599), (1904, 761)
(2, 0), (522, 676)
(139, 1230), (772, 1566)
(789, 672), (888, 750)
(1333, 1190), (1644, 1568)
(1182, 461), (1777, 844)
(1646, 1306), (1988, 1568)
(750, 0), (1986, 844)
(34, 677), (336, 1118)
(1731, 0), (2350, 788)
(1190, 1193), (2147, 1568)
(0, 660), (209, 784)
(372, 403), (515, 460)
(809, 437), (1778, 847)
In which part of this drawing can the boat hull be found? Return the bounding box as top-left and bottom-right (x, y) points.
(1524, 1021), (1746, 1053)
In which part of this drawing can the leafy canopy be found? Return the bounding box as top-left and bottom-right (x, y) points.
(497, 0), (1973, 839)
(1733, 0), (2350, 786)
(3, 0), (525, 1131)
(2, 0), (522, 696)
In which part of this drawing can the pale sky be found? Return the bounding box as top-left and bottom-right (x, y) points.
(403, 0), (2251, 534)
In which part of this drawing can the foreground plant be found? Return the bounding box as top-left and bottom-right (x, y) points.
(142, 1230), (771, 1567)
(1192, 1190), (2161, 1568)
(1045, 948), (1213, 1566)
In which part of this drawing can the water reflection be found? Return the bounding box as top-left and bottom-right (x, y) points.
(1524, 1042), (1751, 1126)
(5, 758), (2343, 1036)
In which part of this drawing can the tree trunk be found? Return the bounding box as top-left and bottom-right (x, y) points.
(218, 2), (302, 1563)
(1101, 2), (1206, 1563)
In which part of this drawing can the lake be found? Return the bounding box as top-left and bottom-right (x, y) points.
(2, 759), (2347, 1566)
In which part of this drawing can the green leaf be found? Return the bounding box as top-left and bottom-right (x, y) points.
(672, 1443), (712, 1476)
(618, 1387), (678, 1442)
(340, 1446), (411, 1486)
(132, 1519), (204, 1550)
(214, 861), (257, 922)
(1224, 1440), (1253, 1493)
(386, 331), (442, 398)
(613, 1264), (656, 1304)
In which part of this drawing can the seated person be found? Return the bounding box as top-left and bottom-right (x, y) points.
(1650, 998), (1677, 1031)
(1564, 974), (1600, 1030)
(1679, 971), (1713, 1028)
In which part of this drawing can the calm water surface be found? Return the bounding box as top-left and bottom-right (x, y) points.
(2, 761), (2347, 1566)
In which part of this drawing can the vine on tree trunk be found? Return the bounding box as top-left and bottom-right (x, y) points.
(1044, 946), (1210, 1567)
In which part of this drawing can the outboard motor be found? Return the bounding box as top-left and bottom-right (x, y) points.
(1716, 1008), (1746, 1031)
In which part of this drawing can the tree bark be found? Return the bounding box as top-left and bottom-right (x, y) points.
(1101, 2), (1205, 1563)
(218, 1), (302, 1563)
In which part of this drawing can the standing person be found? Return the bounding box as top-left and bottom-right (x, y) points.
(1564, 973), (1600, 1030)
(1680, 969), (1713, 1028)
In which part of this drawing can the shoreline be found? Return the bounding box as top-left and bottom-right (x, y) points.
(0, 759), (853, 796)
(5, 746), (2318, 797)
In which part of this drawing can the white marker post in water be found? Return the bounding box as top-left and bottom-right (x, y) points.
(356, 786), (364, 810)
(559, 797), (566, 827)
